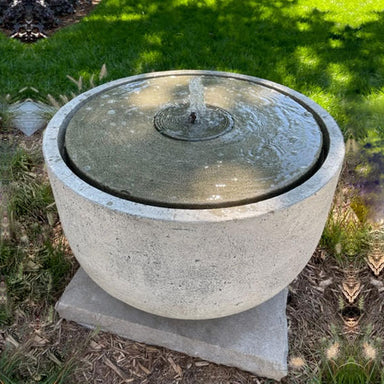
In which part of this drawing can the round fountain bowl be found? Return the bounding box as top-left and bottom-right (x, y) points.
(43, 70), (344, 320)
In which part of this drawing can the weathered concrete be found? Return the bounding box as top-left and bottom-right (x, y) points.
(43, 70), (345, 320)
(56, 268), (288, 381)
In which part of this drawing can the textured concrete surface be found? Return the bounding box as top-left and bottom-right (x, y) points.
(43, 70), (345, 319)
(56, 268), (288, 381)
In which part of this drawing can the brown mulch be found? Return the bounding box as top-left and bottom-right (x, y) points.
(0, 0), (100, 40)
(4, 235), (383, 383)
(47, 0), (102, 37)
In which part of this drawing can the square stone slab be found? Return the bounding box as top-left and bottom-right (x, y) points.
(56, 268), (288, 381)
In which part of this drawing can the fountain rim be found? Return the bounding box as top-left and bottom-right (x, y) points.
(43, 70), (345, 223)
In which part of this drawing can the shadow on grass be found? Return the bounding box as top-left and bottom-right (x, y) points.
(0, 0), (383, 138)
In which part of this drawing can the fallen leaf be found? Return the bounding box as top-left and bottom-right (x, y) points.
(319, 278), (333, 289)
(340, 274), (362, 304)
(195, 361), (209, 367)
(90, 340), (103, 350)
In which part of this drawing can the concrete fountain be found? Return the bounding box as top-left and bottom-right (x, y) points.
(43, 70), (344, 380)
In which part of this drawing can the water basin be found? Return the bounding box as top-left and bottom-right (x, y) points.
(43, 70), (345, 319)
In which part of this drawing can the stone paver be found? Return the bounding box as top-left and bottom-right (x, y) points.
(56, 268), (288, 381)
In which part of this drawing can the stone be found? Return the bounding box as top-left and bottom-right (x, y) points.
(10, 100), (54, 136)
(43, 70), (345, 319)
(56, 268), (289, 381)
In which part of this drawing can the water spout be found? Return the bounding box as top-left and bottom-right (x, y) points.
(188, 77), (206, 122)
(154, 76), (234, 141)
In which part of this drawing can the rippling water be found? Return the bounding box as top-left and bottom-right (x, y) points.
(64, 74), (324, 208)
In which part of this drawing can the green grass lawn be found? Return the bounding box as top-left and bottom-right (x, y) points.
(1, 0), (384, 139)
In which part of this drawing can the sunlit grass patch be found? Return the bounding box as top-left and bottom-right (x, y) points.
(0, 346), (24, 383)
(358, 89), (384, 137)
(308, 0), (384, 27)
(0, 0), (383, 140)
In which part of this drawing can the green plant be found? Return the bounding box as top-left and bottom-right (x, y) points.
(0, 346), (24, 383)
(40, 241), (72, 296)
(0, 273), (12, 325)
(0, 146), (68, 325)
(350, 196), (369, 224)
(319, 357), (382, 384)
(313, 339), (384, 384)
(7, 148), (40, 182)
(0, 344), (79, 384)
(45, 63), (108, 110)
(41, 359), (79, 384)
(0, 95), (14, 131)
(7, 181), (54, 222)
(0, 144), (17, 186)
(0, 239), (23, 278)
(1, 239), (71, 313)
(320, 201), (371, 265)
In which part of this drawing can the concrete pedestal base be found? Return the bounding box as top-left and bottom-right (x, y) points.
(56, 269), (288, 381)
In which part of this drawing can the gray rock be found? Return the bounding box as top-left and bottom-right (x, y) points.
(10, 100), (55, 136)
(56, 268), (289, 381)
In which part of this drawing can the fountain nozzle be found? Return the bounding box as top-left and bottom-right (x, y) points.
(154, 77), (234, 141)
(189, 112), (197, 124)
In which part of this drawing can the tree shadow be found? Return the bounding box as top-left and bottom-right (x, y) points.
(11, 0), (383, 138)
